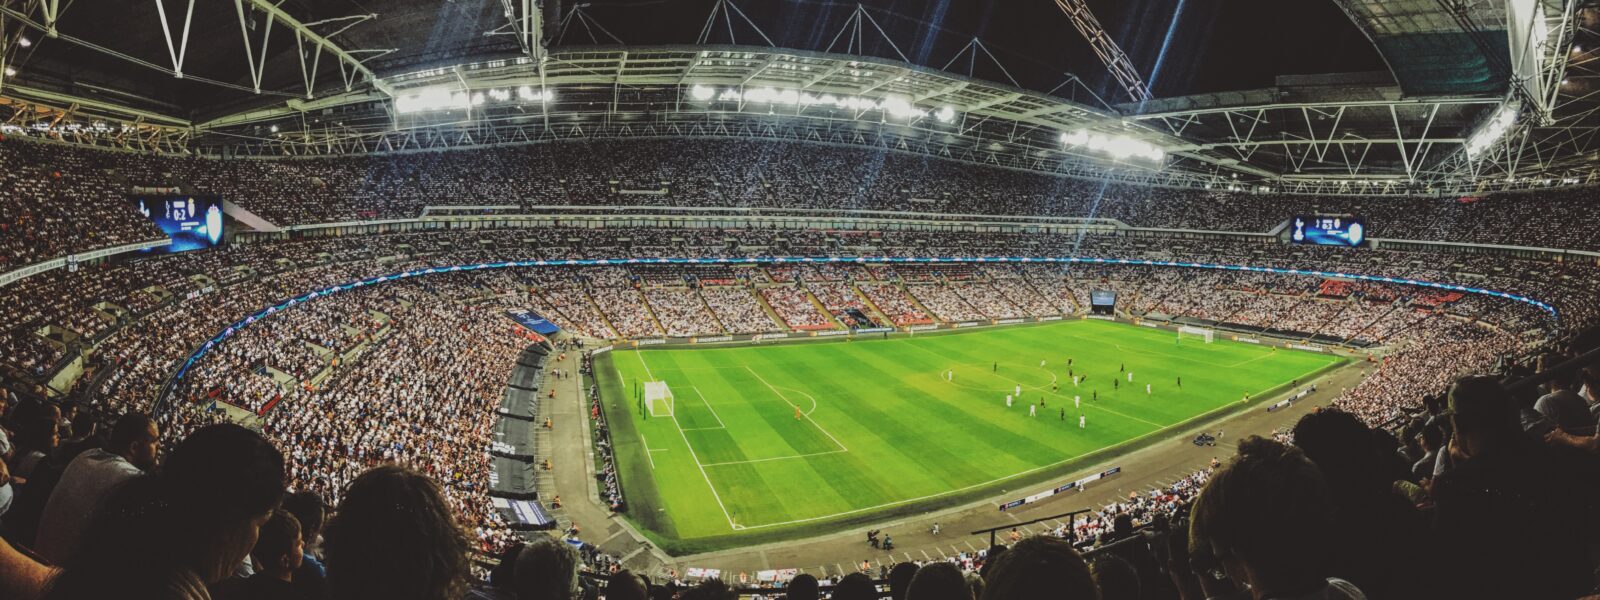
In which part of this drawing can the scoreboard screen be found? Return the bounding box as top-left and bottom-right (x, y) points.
(1090, 289), (1117, 306)
(1291, 215), (1367, 247)
(132, 195), (226, 254)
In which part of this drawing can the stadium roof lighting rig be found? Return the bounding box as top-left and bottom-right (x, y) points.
(1060, 130), (1165, 163)
(686, 84), (957, 123)
(1464, 103), (1519, 159)
(394, 86), (552, 114)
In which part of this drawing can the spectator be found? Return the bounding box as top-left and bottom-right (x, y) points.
(680, 578), (735, 600)
(323, 466), (470, 600)
(1411, 422), (1444, 482)
(605, 570), (650, 600)
(511, 535), (579, 600)
(279, 492), (327, 600)
(1290, 410), (1429, 598)
(1087, 555), (1138, 600)
(45, 423), (285, 599)
(832, 573), (878, 600)
(1534, 377), (1593, 436)
(888, 562), (919, 600)
(1189, 436), (1363, 600)
(906, 562), (970, 600)
(212, 509), (304, 600)
(980, 537), (1098, 600)
(785, 573), (819, 600)
(1431, 376), (1599, 599)
(33, 413), (159, 565)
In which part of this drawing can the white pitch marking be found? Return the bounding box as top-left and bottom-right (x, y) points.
(627, 353), (739, 530)
(744, 366), (849, 452)
(691, 386), (727, 428)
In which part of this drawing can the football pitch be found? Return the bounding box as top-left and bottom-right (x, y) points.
(595, 320), (1345, 553)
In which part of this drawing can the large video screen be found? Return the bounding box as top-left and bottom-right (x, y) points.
(1291, 215), (1367, 247)
(1090, 289), (1117, 306)
(132, 195), (225, 254)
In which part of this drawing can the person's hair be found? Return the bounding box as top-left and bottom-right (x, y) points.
(107, 413), (155, 454)
(510, 534), (579, 600)
(281, 491), (326, 543)
(1087, 555), (1139, 600)
(163, 424), (286, 583)
(978, 545), (1006, 580)
(906, 561), (969, 600)
(323, 465), (469, 600)
(69, 411), (96, 438)
(1188, 436), (1333, 591)
(786, 573), (819, 600)
(1448, 376), (1520, 446)
(680, 578), (736, 600)
(163, 424), (284, 525)
(15, 415), (58, 455)
(606, 569), (650, 600)
(980, 536), (1098, 600)
(889, 562), (920, 600)
(252, 510), (302, 570)
(832, 573), (878, 600)
(1291, 409), (1382, 489)
(1420, 421), (1445, 450)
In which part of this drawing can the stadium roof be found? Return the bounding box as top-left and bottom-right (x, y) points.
(0, 0), (1593, 195)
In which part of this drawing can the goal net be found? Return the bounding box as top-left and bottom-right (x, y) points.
(1177, 326), (1215, 344)
(644, 381), (675, 418)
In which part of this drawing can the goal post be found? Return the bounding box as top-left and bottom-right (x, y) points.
(644, 381), (675, 417)
(1177, 325), (1215, 344)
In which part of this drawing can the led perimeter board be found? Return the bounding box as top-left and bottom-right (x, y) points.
(132, 195), (225, 254)
(1291, 215), (1366, 247)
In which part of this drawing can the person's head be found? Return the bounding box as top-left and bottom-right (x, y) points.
(978, 545), (1006, 580)
(680, 578), (735, 600)
(1189, 436), (1333, 598)
(1419, 421), (1445, 453)
(16, 415), (59, 455)
(69, 411), (95, 440)
(251, 510), (304, 579)
(281, 491), (326, 548)
(163, 424), (286, 583)
(1448, 376), (1521, 457)
(906, 561), (969, 600)
(889, 562), (920, 600)
(832, 573), (878, 600)
(980, 536), (1098, 600)
(1548, 377), (1570, 392)
(107, 413), (159, 471)
(510, 534), (579, 600)
(1291, 409), (1380, 489)
(786, 573), (819, 600)
(1088, 555), (1139, 600)
(324, 465), (469, 600)
(607, 570), (650, 600)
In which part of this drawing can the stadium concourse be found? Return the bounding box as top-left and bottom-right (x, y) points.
(1, 142), (1600, 600)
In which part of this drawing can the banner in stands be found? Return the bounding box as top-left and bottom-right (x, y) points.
(505, 310), (562, 335)
(999, 466), (1123, 511)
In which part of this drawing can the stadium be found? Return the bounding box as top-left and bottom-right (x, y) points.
(0, 0), (1598, 599)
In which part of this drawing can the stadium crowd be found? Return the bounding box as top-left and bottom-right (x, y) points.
(12, 137), (1600, 274)
(4, 130), (1600, 598)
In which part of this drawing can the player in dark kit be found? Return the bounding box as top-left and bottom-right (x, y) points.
(1177, 376), (1182, 388)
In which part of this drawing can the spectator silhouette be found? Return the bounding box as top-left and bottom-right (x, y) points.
(323, 466), (470, 600)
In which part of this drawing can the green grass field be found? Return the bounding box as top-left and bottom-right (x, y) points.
(595, 320), (1344, 554)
